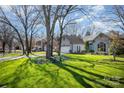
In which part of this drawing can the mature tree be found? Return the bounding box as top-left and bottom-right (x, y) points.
(0, 23), (15, 54)
(6, 29), (15, 53)
(112, 6), (124, 31)
(0, 6), (25, 55)
(57, 5), (78, 56)
(39, 5), (61, 59)
(11, 6), (40, 55)
(109, 31), (124, 61)
(107, 6), (124, 60)
(57, 6), (90, 57)
(0, 6), (40, 56)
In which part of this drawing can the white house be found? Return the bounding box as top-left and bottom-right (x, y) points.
(61, 35), (85, 53)
(34, 39), (47, 51)
(33, 31), (124, 54)
(83, 32), (111, 54)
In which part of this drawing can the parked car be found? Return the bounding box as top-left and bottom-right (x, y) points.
(32, 47), (42, 52)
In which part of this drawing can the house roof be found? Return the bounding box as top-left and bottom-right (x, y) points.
(63, 35), (83, 44)
(83, 32), (105, 42)
(83, 31), (124, 42)
(36, 39), (47, 45)
(120, 33), (124, 39)
(108, 31), (124, 39)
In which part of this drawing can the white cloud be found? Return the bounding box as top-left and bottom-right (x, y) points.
(75, 6), (105, 23)
(74, 13), (79, 17)
(92, 21), (113, 33)
(75, 17), (84, 23)
(75, 15), (91, 23)
(93, 21), (105, 28)
(1, 5), (10, 11)
(88, 5), (105, 17)
(92, 5), (105, 13)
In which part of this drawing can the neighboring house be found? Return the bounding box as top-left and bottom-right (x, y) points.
(120, 33), (124, 47)
(34, 39), (47, 51)
(35, 39), (58, 52)
(33, 31), (124, 54)
(83, 32), (111, 54)
(61, 35), (85, 53)
(83, 31), (124, 54)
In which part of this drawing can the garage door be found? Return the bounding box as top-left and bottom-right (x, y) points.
(61, 46), (70, 53)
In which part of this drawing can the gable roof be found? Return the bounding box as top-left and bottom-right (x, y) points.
(83, 32), (110, 42)
(120, 33), (124, 39)
(63, 35), (83, 44)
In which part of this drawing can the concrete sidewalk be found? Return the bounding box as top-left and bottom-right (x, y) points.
(0, 54), (45, 62)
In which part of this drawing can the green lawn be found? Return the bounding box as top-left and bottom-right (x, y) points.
(0, 53), (22, 58)
(0, 54), (124, 88)
(0, 51), (46, 58)
(31, 51), (46, 55)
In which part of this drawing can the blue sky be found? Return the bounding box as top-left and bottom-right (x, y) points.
(54, 5), (124, 37)
(1, 5), (124, 38)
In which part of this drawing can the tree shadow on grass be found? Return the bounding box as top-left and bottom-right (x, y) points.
(35, 64), (63, 87)
(64, 64), (105, 79)
(65, 56), (124, 81)
(2, 57), (61, 87)
(53, 62), (113, 88)
(0, 56), (119, 88)
(0, 83), (8, 88)
(65, 56), (96, 63)
(0, 59), (32, 88)
(64, 64), (124, 84)
(102, 59), (124, 62)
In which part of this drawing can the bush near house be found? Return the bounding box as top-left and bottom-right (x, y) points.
(85, 41), (89, 52)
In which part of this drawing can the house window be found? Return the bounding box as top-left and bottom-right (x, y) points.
(77, 46), (78, 52)
(97, 42), (106, 52)
(89, 42), (92, 45)
(77, 46), (81, 52)
(79, 46), (81, 52)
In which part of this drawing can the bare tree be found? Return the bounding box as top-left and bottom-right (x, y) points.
(57, 5), (78, 57)
(0, 6), (25, 55)
(57, 6), (89, 57)
(112, 6), (124, 31)
(39, 5), (61, 59)
(0, 23), (15, 54)
(109, 31), (121, 61)
(0, 6), (40, 56)
(6, 29), (15, 53)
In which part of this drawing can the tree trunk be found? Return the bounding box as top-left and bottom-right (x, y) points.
(113, 53), (116, 61)
(22, 45), (25, 55)
(2, 42), (5, 55)
(58, 33), (62, 56)
(46, 25), (52, 59)
(58, 24), (63, 56)
(19, 41), (25, 55)
(114, 55), (116, 61)
(46, 37), (52, 59)
(12, 27), (25, 55)
(25, 28), (29, 56)
(51, 31), (54, 56)
(8, 44), (12, 53)
(29, 33), (33, 53)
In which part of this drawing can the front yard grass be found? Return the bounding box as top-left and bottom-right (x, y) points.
(0, 51), (46, 58)
(0, 53), (22, 58)
(0, 54), (124, 88)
